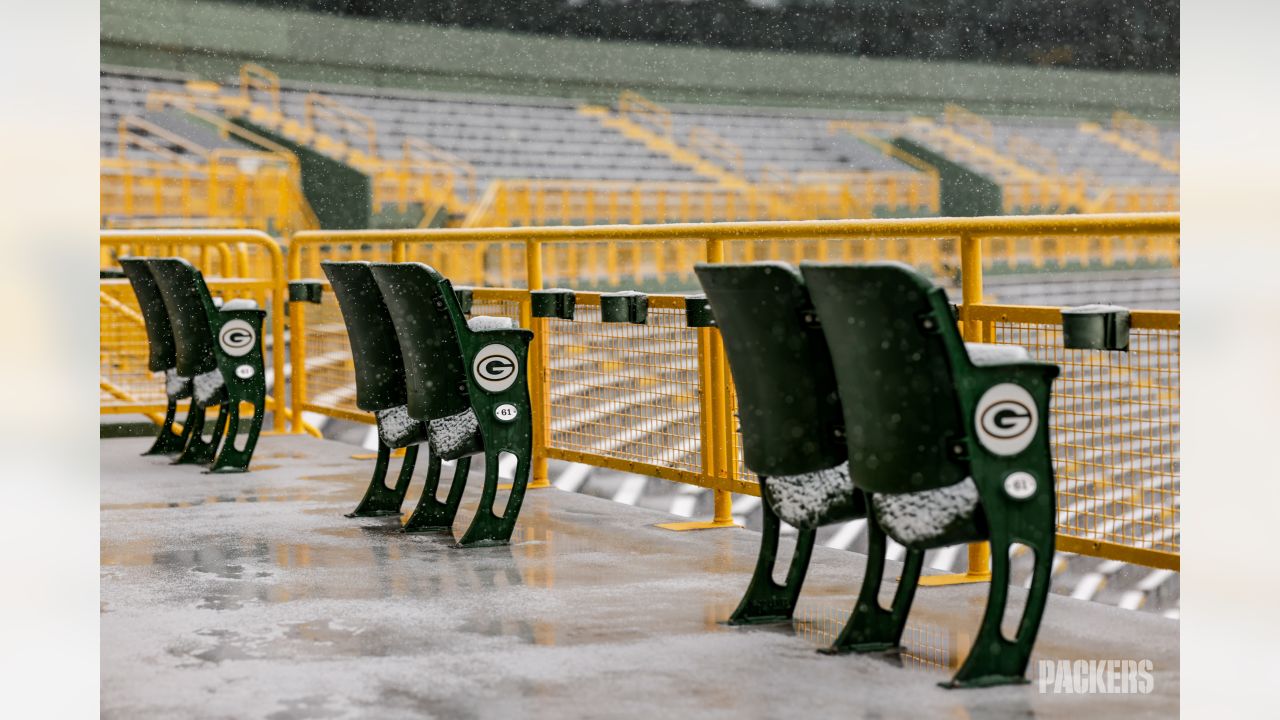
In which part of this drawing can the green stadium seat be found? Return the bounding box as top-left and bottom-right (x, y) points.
(142, 257), (268, 473)
(694, 262), (904, 625)
(369, 262), (536, 547)
(324, 261), (460, 526)
(118, 257), (198, 456)
(800, 261), (1060, 687)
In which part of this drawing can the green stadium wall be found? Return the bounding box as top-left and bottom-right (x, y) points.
(102, 0), (1178, 120)
(229, 117), (371, 230)
(890, 138), (1004, 217)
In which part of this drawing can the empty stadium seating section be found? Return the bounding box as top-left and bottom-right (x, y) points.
(101, 65), (1178, 231)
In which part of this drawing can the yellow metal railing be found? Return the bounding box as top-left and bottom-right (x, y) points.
(100, 229), (290, 434)
(1111, 111), (1161, 153)
(618, 90), (674, 138)
(303, 92), (379, 160)
(1007, 134), (1061, 175)
(240, 63), (281, 118)
(116, 95), (320, 233)
(943, 103), (996, 145)
(282, 213), (1180, 569)
(100, 155), (314, 235)
(970, 304), (1179, 570)
(687, 126), (745, 176)
(457, 176), (938, 238)
(402, 137), (479, 210)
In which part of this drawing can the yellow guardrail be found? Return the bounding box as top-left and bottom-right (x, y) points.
(458, 175), (937, 237)
(968, 304), (1179, 570)
(687, 127), (744, 176)
(100, 229), (290, 434)
(282, 213), (1180, 569)
(101, 155), (312, 235)
(304, 92), (378, 159)
(618, 90), (673, 138)
(943, 103), (996, 145)
(240, 63), (281, 117)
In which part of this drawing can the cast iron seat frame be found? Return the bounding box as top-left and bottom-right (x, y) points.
(322, 260), (474, 531)
(695, 262), (926, 631)
(800, 260), (1059, 688)
(144, 257), (268, 473)
(369, 262), (535, 547)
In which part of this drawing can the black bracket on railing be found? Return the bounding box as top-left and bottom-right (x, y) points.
(684, 294), (716, 328)
(453, 286), (475, 315)
(288, 279), (324, 304)
(1062, 304), (1131, 351)
(600, 291), (649, 324)
(531, 289), (576, 320)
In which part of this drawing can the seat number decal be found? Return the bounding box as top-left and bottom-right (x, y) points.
(1003, 471), (1038, 500)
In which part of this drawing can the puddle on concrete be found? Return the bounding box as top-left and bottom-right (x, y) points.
(260, 450), (311, 460)
(103, 490), (329, 511)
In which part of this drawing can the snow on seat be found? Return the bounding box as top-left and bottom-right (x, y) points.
(426, 408), (483, 458)
(874, 477), (981, 545)
(220, 298), (260, 311)
(964, 342), (1030, 366)
(164, 367), (191, 399)
(765, 462), (856, 529)
(374, 405), (428, 448)
(467, 315), (515, 332)
(192, 368), (226, 405)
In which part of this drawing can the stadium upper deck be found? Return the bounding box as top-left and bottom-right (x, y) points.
(101, 65), (1178, 230)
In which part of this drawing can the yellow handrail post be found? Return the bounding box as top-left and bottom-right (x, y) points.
(526, 239), (551, 489)
(921, 232), (992, 586)
(288, 240), (308, 433)
(708, 236), (734, 526)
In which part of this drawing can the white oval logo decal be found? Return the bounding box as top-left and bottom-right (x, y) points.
(494, 403), (518, 423)
(218, 319), (256, 357)
(974, 383), (1037, 456)
(472, 344), (518, 393)
(234, 364), (255, 379)
(1003, 471), (1038, 500)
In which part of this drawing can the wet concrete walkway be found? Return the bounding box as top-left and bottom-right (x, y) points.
(102, 435), (1178, 719)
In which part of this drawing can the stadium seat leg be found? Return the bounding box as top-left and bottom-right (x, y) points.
(726, 499), (817, 625)
(455, 448), (530, 548)
(143, 398), (186, 456)
(946, 505), (1056, 688)
(175, 401), (227, 466)
(347, 442), (415, 517)
(403, 454), (472, 532)
(825, 497), (924, 653)
(209, 399), (266, 474)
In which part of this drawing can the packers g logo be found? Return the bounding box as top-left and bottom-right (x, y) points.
(218, 320), (256, 357)
(472, 344), (518, 393)
(974, 383), (1037, 456)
